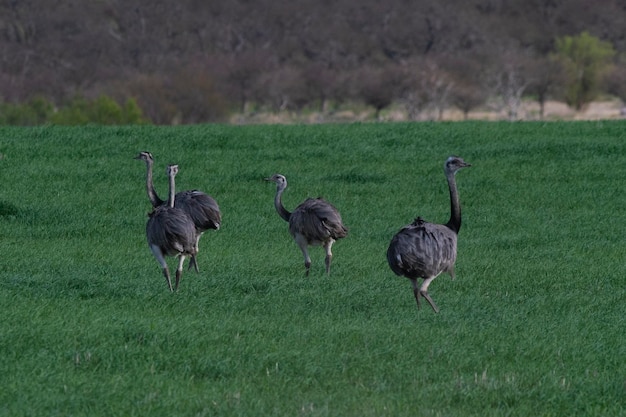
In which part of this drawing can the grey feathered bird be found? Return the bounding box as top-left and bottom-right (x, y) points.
(387, 156), (471, 312)
(265, 174), (348, 276)
(135, 151), (221, 272)
(146, 164), (198, 292)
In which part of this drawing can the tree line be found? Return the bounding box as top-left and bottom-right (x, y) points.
(1, 0), (626, 124)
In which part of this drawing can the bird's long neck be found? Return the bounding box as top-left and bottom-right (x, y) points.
(167, 171), (176, 208)
(144, 160), (164, 207)
(274, 187), (291, 222)
(445, 172), (462, 234)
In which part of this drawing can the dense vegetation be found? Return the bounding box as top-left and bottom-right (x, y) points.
(0, 96), (148, 126)
(0, 122), (624, 416)
(2, 1), (626, 123)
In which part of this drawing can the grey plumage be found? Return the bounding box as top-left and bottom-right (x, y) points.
(135, 151), (221, 272)
(146, 164), (198, 292)
(265, 174), (348, 275)
(387, 156), (471, 312)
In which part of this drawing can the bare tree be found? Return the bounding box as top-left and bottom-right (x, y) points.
(446, 55), (488, 119)
(526, 56), (566, 119)
(354, 64), (405, 120)
(488, 48), (531, 120)
(259, 66), (309, 113)
(215, 50), (273, 114)
(419, 58), (454, 120)
(300, 63), (344, 114)
(604, 62), (626, 114)
(450, 83), (488, 120)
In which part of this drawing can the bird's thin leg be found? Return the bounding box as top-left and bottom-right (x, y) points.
(448, 265), (456, 281)
(324, 239), (335, 275)
(188, 255), (199, 273)
(295, 235), (312, 276)
(162, 268), (173, 292)
(411, 279), (421, 309)
(420, 277), (440, 313)
(174, 255), (186, 292)
(151, 245), (173, 292)
(187, 234), (201, 273)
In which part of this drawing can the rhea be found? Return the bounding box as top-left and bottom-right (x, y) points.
(386, 156), (471, 312)
(135, 151), (221, 272)
(265, 174), (348, 276)
(146, 164), (198, 292)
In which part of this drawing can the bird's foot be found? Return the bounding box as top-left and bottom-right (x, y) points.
(413, 288), (421, 309)
(420, 290), (440, 313)
(188, 255), (200, 273)
(174, 269), (183, 292)
(162, 269), (174, 292)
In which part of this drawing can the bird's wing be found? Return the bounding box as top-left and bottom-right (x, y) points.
(387, 222), (457, 278)
(147, 207), (197, 255)
(175, 190), (221, 230)
(290, 198), (347, 241)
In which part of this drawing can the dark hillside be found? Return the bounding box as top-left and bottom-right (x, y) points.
(1, 0), (625, 123)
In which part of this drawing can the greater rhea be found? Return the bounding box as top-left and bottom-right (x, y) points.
(386, 156), (471, 312)
(146, 165), (198, 292)
(265, 174), (348, 275)
(135, 151), (221, 272)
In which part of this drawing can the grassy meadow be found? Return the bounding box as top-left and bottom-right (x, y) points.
(0, 121), (624, 416)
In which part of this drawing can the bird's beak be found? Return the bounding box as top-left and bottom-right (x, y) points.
(133, 154), (142, 160)
(264, 177), (272, 181)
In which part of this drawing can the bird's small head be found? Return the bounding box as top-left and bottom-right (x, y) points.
(444, 156), (471, 175)
(167, 164), (179, 177)
(134, 151), (154, 163)
(265, 173), (288, 190)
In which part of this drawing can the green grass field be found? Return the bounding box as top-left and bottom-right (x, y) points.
(0, 121), (624, 416)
